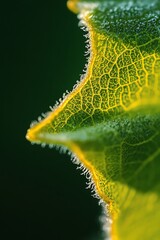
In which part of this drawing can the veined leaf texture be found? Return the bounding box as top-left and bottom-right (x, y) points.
(26, 1), (160, 239)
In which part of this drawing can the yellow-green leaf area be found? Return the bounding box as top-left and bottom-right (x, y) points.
(26, 0), (160, 239)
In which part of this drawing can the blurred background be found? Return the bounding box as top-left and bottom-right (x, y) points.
(1, 0), (102, 239)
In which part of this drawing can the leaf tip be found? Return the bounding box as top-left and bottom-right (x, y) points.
(67, 0), (79, 14)
(26, 127), (38, 144)
(26, 119), (44, 144)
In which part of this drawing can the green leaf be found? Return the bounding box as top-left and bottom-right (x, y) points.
(26, 0), (160, 239)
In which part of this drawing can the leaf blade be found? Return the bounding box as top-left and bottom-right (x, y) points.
(26, 1), (160, 239)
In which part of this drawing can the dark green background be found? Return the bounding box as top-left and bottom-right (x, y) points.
(2, 0), (102, 239)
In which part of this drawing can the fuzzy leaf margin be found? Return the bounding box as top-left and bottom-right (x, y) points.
(26, 1), (160, 239)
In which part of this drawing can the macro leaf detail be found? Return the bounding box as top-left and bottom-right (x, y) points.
(26, 0), (160, 239)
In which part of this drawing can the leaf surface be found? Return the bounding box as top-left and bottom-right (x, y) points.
(26, 0), (160, 239)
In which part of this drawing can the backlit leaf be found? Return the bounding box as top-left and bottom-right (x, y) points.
(26, 0), (160, 239)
